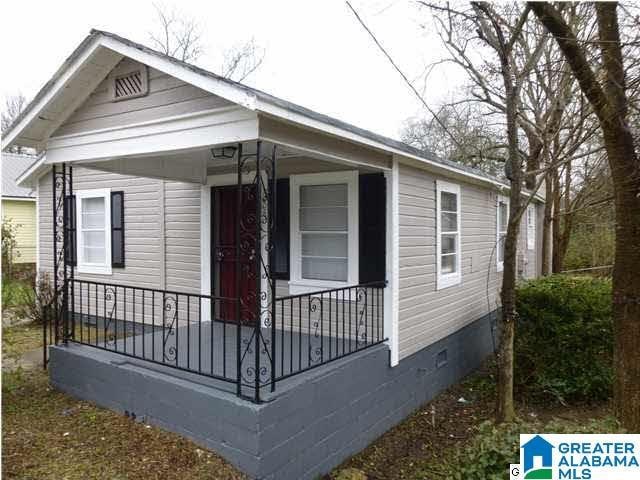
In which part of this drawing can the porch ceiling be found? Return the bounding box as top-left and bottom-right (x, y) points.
(56, 137), (387, 186)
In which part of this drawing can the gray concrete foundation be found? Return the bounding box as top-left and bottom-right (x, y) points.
(49, 311), (496, 479)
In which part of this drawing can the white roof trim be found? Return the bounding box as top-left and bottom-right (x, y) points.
(3, 36), (103, 149)
(5, 30), (544, 199)
(99, 36), (258, 111)
(16, 155), (49, 188)
(98, 33), (512, 191)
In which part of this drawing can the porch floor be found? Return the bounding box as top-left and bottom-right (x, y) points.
(72, 319), (378, 399)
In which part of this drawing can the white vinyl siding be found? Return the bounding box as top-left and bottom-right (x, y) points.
(289, 171), (358, 294)
(76, 189), (111, 275)
(436, 180), (461, 290)
(38, 168), (200, 293)
(397, 164), (503, 360)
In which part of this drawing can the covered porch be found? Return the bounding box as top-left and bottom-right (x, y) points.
(48, 135), (391, 402)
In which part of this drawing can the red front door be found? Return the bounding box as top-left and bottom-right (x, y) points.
(212, 185), (258, 325)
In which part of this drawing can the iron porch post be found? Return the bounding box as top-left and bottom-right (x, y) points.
(236, 143), (243, 398)
(254, 140), (262, 403)
(270, 145), (277, 392)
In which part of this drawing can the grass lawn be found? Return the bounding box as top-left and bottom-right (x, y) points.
(2, 368), (247, 480)
(2, 323), (42, 362)
(2, 322), (246, 480)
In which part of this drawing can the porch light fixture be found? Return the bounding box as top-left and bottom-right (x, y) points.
(211, 146), (238, 159)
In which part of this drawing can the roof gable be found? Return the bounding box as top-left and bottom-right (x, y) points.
(52, 57), (232, 139)
(4, 28), (512, 191)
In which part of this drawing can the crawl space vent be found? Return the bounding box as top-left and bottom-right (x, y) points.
(112, 68), (148, 101)
(436, 349), (448, 369)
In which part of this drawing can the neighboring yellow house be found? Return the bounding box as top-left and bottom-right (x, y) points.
(2, 153), (37, 264)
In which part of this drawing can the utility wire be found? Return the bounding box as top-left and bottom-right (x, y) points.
(345, 1), (464, 151)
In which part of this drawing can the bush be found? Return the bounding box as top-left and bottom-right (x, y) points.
(515, 275), (612, 404)
(443, 417), (622, 480)
(14, 272), (58, 325)
(2, 279), (33, 310)
(2, 218), (20, 277)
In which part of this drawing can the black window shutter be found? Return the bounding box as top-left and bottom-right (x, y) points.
(271, 179), (290, 280)
(111, 191), (125, 268)
(64, 195), (77, 266)
(359, 173), (386, 283)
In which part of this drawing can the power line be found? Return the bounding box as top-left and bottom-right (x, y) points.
(344, 1), (464, 151)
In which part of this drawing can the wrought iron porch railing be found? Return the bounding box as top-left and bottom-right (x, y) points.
(46, 278), (386, 402)
(272, 281), (387, 382)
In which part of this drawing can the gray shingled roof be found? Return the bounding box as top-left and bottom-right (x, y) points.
(2, 153), (37, 198)
(6, 28), (504, 187)
(91, 30), (503, 185)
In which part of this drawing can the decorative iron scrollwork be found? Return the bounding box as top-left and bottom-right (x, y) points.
(356, 288), (368, 344)
(162, 294), (178, 362)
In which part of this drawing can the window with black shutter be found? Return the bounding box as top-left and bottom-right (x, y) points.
(64, 195), (77, 266)
(271, 179), (290, 280)
(111, 191), (125, 268)
(359, 173), (386, 283)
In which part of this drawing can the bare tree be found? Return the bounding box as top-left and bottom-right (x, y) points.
(419, 1), (549, 422)
(1, 93), (27, 153)
(149, 3), (264, 82)
(220, 39), (265, 83)
(402, 103), (505, 176)
(149, 3), (203, 63)
(530, 0), (640, 432)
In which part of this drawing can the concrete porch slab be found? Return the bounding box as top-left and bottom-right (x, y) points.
(49, 311), (496, 479)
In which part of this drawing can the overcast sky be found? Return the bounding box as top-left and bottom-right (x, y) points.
(0, 0), (466, 140)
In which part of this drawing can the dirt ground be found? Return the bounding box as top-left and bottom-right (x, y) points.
(2, 324), (609, 480)
(328, 364), (609, 480)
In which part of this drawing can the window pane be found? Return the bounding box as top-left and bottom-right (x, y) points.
(441, 212), (458, 232)
(441, 191), (457, 212)
(84, 246), (106, 264)
(499, 202), (508, 231)
(300, 206), (347, 231)
(300, 184), (347, 207)
(82, 197), (105, 228)
(298, 182), (350, 282)
(302, 257), (348, 281)
(498, 234), (506, 262)
(441, 253), (456, 274)
(441, 234), (457, 254)
(83, 230), (105, 248)
(82, 230), (105, 263)
(302, 233), (347, 258)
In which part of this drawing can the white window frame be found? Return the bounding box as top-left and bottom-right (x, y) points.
(289, 171), (359, 295)
(527, 203), (536, 250)
(436, 180), (462, 290)
(497, 194), (509, 272)
(76, 188), (112, 275)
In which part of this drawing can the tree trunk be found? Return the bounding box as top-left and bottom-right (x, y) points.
(530, 1), (640, 431)
(593, 5), (640, 431)
(607, 129), (640, 430)
(541, 171), (554, 275)
(496, 49), (522, 426)
(551, 169), (563, 273)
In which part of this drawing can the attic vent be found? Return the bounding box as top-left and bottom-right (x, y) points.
(112, 67), (148, 101)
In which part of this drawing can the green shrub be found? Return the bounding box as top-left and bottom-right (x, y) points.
(445, 421), (522, 480)
(515, 275), (612, 404)
(2, 279), (32, 309)
(442, 417), (622, 480)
